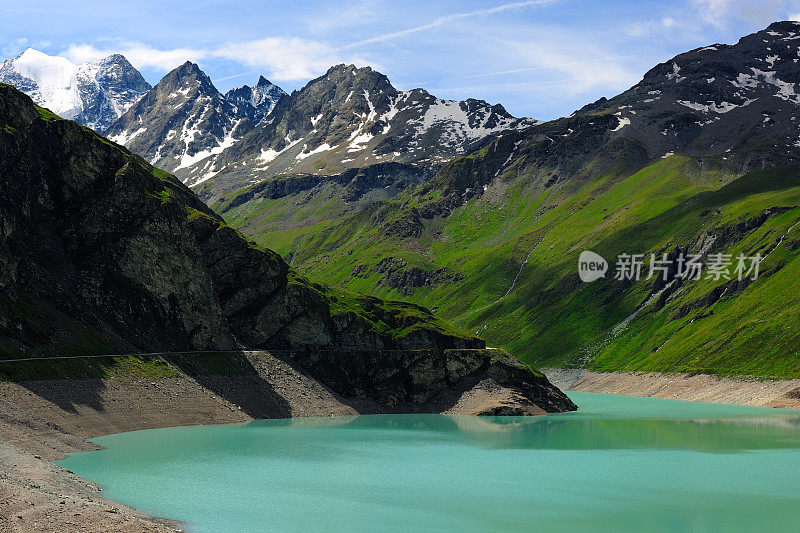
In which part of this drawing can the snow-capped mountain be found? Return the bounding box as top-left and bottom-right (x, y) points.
(411, 20), (800, 211)
(106, 62), (531, 192)
(0, 48), (150, 131)
(199, 64), (536, 196)
(105, 63), (288, 185)
(576, 20), (800, 166)
(225, 75), (286, 124)
(105, 61), (257, 182)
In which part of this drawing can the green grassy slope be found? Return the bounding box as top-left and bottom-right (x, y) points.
(211, 181), (346, 257)
(219, 151), (800, 378)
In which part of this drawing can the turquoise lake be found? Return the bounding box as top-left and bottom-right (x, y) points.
(57, 392), (800, 532)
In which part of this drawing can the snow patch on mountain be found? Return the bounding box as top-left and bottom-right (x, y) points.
(0, 48), (150, 131)
(175, 120), (243, 171)
(611, 115), (631, 131)
(677, 99), (755, 113)
(2, 49), (82, 119)
(296, 143), (333, 161)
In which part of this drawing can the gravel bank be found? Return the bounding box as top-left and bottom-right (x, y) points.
(0, 351), (562, 531)
(545, 368), (800, 408)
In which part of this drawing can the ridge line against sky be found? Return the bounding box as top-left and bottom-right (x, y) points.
(2, 0), (800, 119)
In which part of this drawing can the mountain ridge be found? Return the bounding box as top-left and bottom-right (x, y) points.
(0, 80), (575, 412)
(217, 21), (800, 379)
(0, 48), (151, 131)
(104, 61), (534, 193)
(198, 63), (535, 198)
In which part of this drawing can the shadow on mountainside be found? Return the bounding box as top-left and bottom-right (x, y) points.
(164, 352), (292, 418)
(19, 379), (108, 414)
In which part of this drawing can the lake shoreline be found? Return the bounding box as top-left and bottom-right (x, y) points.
(544, 368), (800, 409)
(56, 393), (800, 532)
(2, 365), (798, 531)
(0, 349), (562, 532)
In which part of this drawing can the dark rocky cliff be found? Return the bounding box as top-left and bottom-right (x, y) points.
(0, 82), (475, 356)
(0, 83), (575, 413)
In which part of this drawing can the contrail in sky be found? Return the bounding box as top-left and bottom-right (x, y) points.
(340, 0), (558, 50)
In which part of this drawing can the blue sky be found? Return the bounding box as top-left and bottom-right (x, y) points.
(2, 0), (800, 119)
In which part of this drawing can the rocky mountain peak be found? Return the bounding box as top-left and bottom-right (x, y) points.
(766, 20), (800, 31)
(105, 52), (127, 61)
(566, 20), (800, 166)
(84, 54), (151, 123)
(106, 61), (254, 185)
(176, 60), (204, 75)
(91, 54), (148, 85)
(315, 63), (396, 98)
(0, 48), (150, 131)
(163, 61), (218, 95)
(225, 75), (286, 125)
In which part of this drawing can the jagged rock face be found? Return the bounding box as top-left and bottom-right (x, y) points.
(77, 54), (152, 131)
(0, 49), (150, 132)
(0, 83), (235, 354)
(424, 21), (800, 209)
(200, 64), (535, 200)
(217, 162), (429, 217)
(0, 83), (483, 359)
(0, 82), (575, 414)
(225, 75), (286, 125)
(105, 62), (258, 186)
(287, 346), (577, 411)
(584, 20), (800, 164)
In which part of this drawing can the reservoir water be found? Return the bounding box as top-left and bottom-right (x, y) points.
(57, 392), (800, 532)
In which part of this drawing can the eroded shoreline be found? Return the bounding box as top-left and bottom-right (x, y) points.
(3, 362), (799, 532)
(545, 368), (800, 409)
(0, 350), (561, 532)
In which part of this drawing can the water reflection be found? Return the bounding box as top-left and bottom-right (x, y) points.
(239, 392), (800, 454)
(62, 393), (800, 533)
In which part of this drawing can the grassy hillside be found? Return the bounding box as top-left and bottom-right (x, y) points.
(218, 150), (800, 378)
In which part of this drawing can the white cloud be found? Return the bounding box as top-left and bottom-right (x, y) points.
(1, 37), (28, 59)
(433, 78), (595, 95)
(63, 42), (206, 70)
(304, 0), (383, 33)
(692, 0), (786, 28)
(626, 1), (796, 42)
(54, 1), (556, 85)
(625, 17), (686, 38)
(487, 36), (641, 96)
(60, 38), (369, 82)
(459, 55), (639, 80)
(212, 37), (368, 81)
(693, 0), (734, 27)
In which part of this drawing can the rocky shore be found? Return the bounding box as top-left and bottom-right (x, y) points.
(4, 359), (799, 531)
(0, 350), (573, 532)
(546, 368), (800, 409)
